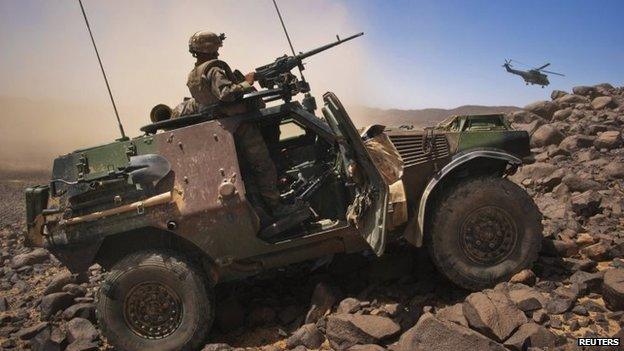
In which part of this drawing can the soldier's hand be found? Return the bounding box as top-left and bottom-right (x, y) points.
(244, 72), (256, 85)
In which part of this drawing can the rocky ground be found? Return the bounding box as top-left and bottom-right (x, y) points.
(1, 83), (624, 350)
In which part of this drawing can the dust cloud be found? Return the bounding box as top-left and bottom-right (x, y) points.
(0, 0), (378, 170)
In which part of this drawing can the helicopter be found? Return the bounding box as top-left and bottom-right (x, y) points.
(502, 59), (564, 87)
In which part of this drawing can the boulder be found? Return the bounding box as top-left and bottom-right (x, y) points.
(556, 94), (591, 105)
(286, 323), (325, 349)
(503, 322), (557, 351)
(603, 269), (624, 311)
(66, 318), (98, 343)
(305, 282), (340, 324)
(570, 190), (602, 217)
(524, 100), (558, 120)
(509, 270), (536, 286)
(44, 271), (76, 295)
(530, 125), (564, 147)
(508, 288), (544, 312)
(569, 270), (604, 292)
(40, 292), (75, 320)
(436, 303), (468, 327)
(508, 110), (544, 124)
(396, 313), (506, 351)
(337, 298), (361, 314)
(62, 303), (96, 321)
(551, 90), (567, 100)
(572, 85), (597, 97)
(552, 108), (572, 121)
(594, 130), (622, 150)
(545, 295), (574, 314)
(29, 326), (66, 351)
(10, 248), (49, 269)
(13, 322), (49, 340)
(559, 135), (596, 151)
(591, 96), (615, 110)
(581, 242), (609, 261)
(605, 162), (624, 179)
(562, 175), (602, 192)
(65, 339), (99, 351)
(325, 314), (401, 350)
(463, 290), (527, 342)
(510, 162), (557, 183)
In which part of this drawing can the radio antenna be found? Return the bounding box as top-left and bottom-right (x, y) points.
(271, 0), (306, 82)
(78, 0), (128, 141)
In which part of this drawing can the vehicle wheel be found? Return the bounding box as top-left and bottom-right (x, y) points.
(96, 250), (213, 351)
(427, 177), (542, 291)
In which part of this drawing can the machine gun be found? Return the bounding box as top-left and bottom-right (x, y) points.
(249, 32), (363, 109)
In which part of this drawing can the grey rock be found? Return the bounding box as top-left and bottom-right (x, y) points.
(463, 290), (527, 342)
(605, 162), (624, 179)
(40, 292), (75, 320)
(43, 271), (76, 295)
(10, 248), (49, 269)
(66, 318), (98, 343)
(594, 130), (622, 149)
(503, 322), (557, 351)
(396, 313), (506, 351)
(326, 314), (400, 350)
(65, 339), (99, 351)
(337, 297), (361, 314)
(62, 303), (96, 322)
(572, 86), (597, 97)
(13, 322), (49, 340)
(603, 269), (624, 311)
(591, 96), (615, 110)
(562, 175), (602, 192)
(286, 323), (324, 349)
(530, 125), (564, 147)
(570, 190), (602, 217)
(436, 303), (468, 327)
(508, 288), (544, 312)
(545, 296), (574, 314)
(524, 100), (558, 120)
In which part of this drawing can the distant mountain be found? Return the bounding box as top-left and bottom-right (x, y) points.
(349, 105), (521, 128)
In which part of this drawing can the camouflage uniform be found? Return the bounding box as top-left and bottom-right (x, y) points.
(186, 60), (281, 209)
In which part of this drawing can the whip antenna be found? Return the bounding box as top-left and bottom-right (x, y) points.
(78, 0), (127, 140)
(271, 0), (306, 81)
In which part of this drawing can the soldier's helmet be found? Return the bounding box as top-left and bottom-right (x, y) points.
(188, 31), (225, 55)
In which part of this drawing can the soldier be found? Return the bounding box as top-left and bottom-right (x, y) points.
(186, 30), (307, 223)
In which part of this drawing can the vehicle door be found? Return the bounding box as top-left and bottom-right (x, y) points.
(321, 92), (389, 256)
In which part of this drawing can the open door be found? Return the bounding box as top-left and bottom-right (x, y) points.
(321, 92), (389, 256)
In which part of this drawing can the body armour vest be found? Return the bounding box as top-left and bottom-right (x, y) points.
(186, 59), (235, 107)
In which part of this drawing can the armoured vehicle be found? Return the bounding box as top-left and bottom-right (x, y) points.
(24, 37), (542, 351)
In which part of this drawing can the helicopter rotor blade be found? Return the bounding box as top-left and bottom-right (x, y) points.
(535, 63), (551, 70)
(541, 70), (565, 77)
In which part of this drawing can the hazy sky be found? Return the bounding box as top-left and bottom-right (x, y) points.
(1, 0), (623, 167)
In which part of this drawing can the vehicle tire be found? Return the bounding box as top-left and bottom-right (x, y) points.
(96, 250), (214, 351)
(427, 177), (542, 291)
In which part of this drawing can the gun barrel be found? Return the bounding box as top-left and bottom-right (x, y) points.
(297, 32), (364, 61)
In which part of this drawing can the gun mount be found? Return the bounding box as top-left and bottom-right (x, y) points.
(247, 32), (363, 110)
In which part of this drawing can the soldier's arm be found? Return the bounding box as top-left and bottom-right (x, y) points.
(207, 67), (253, 102)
